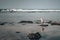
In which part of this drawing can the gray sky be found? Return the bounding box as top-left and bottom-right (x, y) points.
(0, 0), (60, 9)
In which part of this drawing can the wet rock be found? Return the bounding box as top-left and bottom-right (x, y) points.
(39, 24), (48, 27)
(19, 21), (33, 23)
(16, 32), (20, 33)
(27, 32), (42, 40)
(51, 22), (60, 25)
(0, 22), (15, 25)
(0, 22), (7, 25)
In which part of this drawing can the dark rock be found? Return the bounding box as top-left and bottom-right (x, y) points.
(0, 23), (5, 25)
(0, 22), (7, 25)
(34, 32), (42, 39)
(16, 32), (20, 33)
(51, 22), (60, 25)
(40, 24), (48, 27)
(27, 32), (42, 40)
(19, 21), (33, 23)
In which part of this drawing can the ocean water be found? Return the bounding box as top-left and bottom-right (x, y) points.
(0, 12), (60, 22)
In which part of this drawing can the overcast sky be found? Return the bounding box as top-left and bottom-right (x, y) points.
(0, 0), (60, 9)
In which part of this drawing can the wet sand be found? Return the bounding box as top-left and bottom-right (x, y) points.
(0, 23), (60, 40)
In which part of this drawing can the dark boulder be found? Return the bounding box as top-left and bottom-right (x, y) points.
(51, 22), (60, 25)
(16, 32), (20, 33)
(19, 21), (33, 23)
(40, 24), (48, 27)
(34, 32), (42, 39)
(0, 22), (7, 25)
(27, 32), (42, 40)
